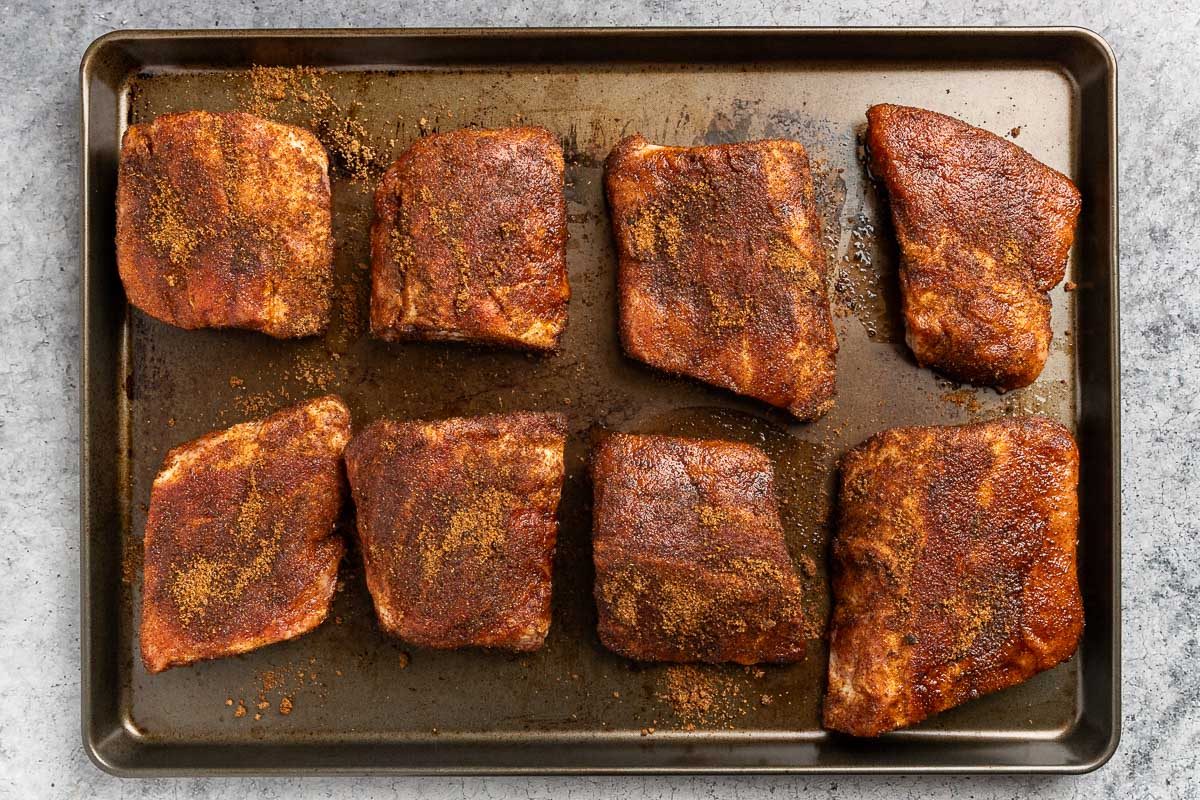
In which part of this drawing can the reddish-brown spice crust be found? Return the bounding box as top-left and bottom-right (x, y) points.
(116, 111), (334, 338)
(369, 126), (570, 351)
(140, 396), (350, 674)
(344, 412), (567, 651)
(824, 415), (1083, 736)
(604, 135), (838, 420)
(866, 104), (1082, 390)
(591, 433), (808, 664)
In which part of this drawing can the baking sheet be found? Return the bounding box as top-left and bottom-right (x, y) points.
(80, 28), (1119, 774)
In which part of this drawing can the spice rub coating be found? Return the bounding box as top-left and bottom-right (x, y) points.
(117, 111), (334, 338)
(824, 416), (1082, 736)
(866, 104), (1081, 390)
(605, 135), (838, 420)
(591, 433), (808, 664)
(370, 126), (569, 351)
(344, 412), (567, 651)
(140, 396), (350, 674)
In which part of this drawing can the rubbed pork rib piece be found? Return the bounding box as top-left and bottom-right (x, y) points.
(591, 432), (808, 664)
(866, 104), (1081, 390)
(605, 135), (838, 420)
(824, 415), (1083, 736)
(117, 111), (334, 338)
(370, 126), (570, 351)
(344, 412), (567, 651)
(140, 396), (350, 673)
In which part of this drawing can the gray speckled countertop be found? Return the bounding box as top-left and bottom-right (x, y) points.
(1, 1), (1196, 797)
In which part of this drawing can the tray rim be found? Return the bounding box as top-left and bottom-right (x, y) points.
(79, 25), (1120, 778)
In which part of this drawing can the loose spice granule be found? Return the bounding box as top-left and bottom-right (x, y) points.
(259, 669), (281, 692)
(232, 388), (292, 419)
(658, 665), (751, 729)
(234, 702), (247, 718)
(279, 696), (293, 715)
(240, 66), (384, 182)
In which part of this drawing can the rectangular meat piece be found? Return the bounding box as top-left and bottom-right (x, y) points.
(866, 104), (1082, 390)
(370, 126), (570, 351)
(140, 395), (350, 673)
(591, 432), (808, 664)
(117, 111), (334, 338)
(824, 416), (1083, 736)
(344, 412), (567, 651)
(605, 135), (838, 420)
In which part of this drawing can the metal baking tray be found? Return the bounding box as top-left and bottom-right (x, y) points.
(80, 27), (1119, 775)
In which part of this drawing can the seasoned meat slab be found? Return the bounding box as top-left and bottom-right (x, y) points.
(824, 416), (1083, 736)
(370, 126), (569, 351)
(605, 135), (838, 420)
(344, 412), (567, 651)
(591, 433), (808, 664)
(866, 104), (1081, 390)
(140, 396), (350, 673)
(117, 111), (334, 338)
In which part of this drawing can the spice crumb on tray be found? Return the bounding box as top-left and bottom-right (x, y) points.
(657, 665), (754, 730)
(238, 66), (385, 182)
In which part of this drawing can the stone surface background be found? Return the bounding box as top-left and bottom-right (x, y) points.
(1, 1), (1195, 797)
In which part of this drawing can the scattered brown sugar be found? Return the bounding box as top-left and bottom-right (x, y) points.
(225, 698), (233, 706)
(335, 281), (364, 342)
(658, 665), (752, 729)
(234, 702), (247, 718)
(228, 375), (244, 389)
(318, 114), (381, 181)
(259, 669), (282, 692)
(289, 352), (338, 391)
(243, 66), (291, 112)
(941, 388), (983, 414)
(239, 66), (384, 181)
(232, 389), (288, 418)
(279, 696), (293, 715)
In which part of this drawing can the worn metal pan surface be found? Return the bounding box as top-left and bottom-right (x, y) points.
(80, 27), (1119, 775)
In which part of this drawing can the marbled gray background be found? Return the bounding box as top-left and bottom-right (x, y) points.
(1, 0), (1195, 797)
